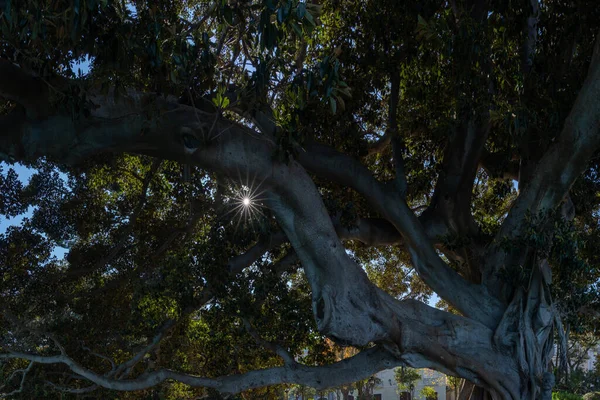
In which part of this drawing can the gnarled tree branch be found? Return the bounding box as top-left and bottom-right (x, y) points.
(0, 346), (400, 394)
(297, 142), (504, 328)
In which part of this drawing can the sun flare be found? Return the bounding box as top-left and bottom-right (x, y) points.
(221, 171), (268, 231)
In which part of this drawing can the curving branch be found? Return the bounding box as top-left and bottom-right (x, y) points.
(367, 131), (392, 155)
(109, 320), (174, 379)
(0, 346), (400, 394)
(335, 217), (403, 247)
(486, 30), (600, 283)
(0, 361), (34, 398)
(227, 230), (287, 273)
(297, 142), (504, 328)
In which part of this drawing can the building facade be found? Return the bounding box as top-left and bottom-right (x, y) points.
(346, 368), (447, 400)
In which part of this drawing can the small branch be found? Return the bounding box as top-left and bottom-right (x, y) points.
(82, 345), (116, 373)
(271, 251), (300, 275)
(522, 0), (541, 75)
(47, 333), (67, 356)
(0, 361), (34, 398)
(227, 231), (287, 274)
(215, 27), (230, 59)
(392, 137), (408, 197)
(367, 131), (392, 155)
(387, 69), (408, 197)
(241, 318), (296, 366)
(111, 320), (174, 379)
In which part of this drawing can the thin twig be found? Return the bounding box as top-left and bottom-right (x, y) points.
(111, 320), (174, 379)
(82, 345), (116, 373)
(241, 318), (296, 366)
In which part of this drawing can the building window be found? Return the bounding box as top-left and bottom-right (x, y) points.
(373, 395), (382, 400)
(399, 393), (412, 400)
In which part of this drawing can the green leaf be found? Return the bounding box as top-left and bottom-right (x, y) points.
(304, 10), (316, 27)
(329, 97), (336, 114)
(290, 21), (302, 36)
(335, 94), (345, 111)
(4, 0), (11, 24)
(296, 3), (306, 19)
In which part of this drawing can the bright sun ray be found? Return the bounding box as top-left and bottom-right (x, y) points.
(221, 169), (268, 232)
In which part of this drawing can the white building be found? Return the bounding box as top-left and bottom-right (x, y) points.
(346, 368), (447, 400)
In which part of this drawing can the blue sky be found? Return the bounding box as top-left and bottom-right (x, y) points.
(0, 162), (69, 259)
(0, 163), (35, 234)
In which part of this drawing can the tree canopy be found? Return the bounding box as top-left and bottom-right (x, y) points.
(1, 0), (600, 399)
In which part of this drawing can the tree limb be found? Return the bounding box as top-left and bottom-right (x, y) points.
(523, 0), (541, 75)
(486, 30), (600, 283)
(227, 230), (287, 273)
(0, 361), (34, 398)
(335, 217), (404, 247)
(0, 346), (400, 394)
(297, 142), (504, 328)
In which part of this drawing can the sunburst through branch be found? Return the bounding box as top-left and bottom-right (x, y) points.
(221, 169), (268, 231)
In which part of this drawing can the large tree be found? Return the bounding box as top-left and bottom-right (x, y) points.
(1, 0), (600, 399)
